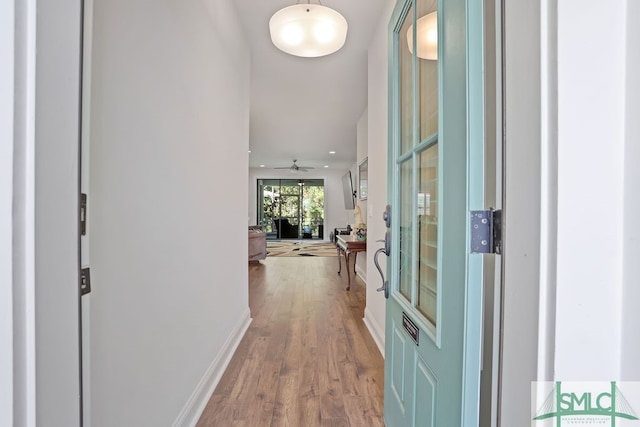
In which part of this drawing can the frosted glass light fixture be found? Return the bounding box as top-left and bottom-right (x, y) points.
(407, 11), (438, 60)
(269, 2), (348, 58)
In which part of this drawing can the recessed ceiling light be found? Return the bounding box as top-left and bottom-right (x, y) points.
(324, 165), (329, 168)
(248, 150), (252, 153)
(329, 151), (336, 154)
(260, 165), (265, 168)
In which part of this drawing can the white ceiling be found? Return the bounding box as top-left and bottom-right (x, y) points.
(234, 0), (387, 171)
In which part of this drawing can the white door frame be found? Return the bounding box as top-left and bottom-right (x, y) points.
(499, 0), (544, 424)
(3, 0), (37, 425)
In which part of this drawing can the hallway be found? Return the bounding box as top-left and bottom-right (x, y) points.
(197, 257), (384, 426)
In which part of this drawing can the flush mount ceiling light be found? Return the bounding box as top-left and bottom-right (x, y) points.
(407, 11), (438, 60)
(269, 1), (348, 58)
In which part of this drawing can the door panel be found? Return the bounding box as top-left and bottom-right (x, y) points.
(390, 323), (408, 406)
(415, 358), (437, 427)
(384, 0), (485, 425)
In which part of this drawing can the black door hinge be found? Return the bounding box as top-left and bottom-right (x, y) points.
(470, 208), (502, 254)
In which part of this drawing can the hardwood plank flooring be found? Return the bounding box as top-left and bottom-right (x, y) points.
(197, 257), (385, 427)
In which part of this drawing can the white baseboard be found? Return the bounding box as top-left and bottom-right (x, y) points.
(173, 308), (252, 427)
(363, 308), (385, 358)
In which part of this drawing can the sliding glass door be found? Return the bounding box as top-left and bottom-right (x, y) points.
(257, 179), (324, 240)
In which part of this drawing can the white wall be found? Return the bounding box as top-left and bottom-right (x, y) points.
(501, 1), (639, 424)
(553, 0), (626, 380)
(88, 0), (250, 425)
(248, 168), (353, 240)
(34, 0), (83, 424)
(361, 0), (395, 356)
(1, 1), (15, 423)
(621, 0), (640, 379)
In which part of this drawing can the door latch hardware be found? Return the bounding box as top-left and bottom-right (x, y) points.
(80, 193), (87, 236)
(383, 205), (392, 228)
(80, 267), (92, 295)
(470, 208), (502, 254)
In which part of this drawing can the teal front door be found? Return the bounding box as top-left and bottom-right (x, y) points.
(383, 0), (485, 425)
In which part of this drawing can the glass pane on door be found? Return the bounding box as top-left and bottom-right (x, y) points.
(417, 143), (438, 325)
(399, 160), (414, 300)
(399, 5), (414, 155)
(416, 0), (439, 141)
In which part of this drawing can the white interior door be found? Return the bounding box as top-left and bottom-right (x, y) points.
(34, 0), (84, 424)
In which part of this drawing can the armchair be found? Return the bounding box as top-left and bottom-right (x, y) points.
(275, 218), (299, 239)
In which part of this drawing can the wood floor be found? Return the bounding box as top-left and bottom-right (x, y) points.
(197, 257), (385, 427)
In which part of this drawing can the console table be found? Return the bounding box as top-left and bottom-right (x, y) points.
(336, 235), (366, 290)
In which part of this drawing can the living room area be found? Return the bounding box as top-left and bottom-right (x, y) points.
(256, 178), (325, 240)
(248, 168), (361, 243)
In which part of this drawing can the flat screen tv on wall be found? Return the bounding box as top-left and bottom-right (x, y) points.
(341, 171), (356, 210)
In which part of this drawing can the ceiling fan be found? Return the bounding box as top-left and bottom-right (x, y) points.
(273, 159), (315, 173)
